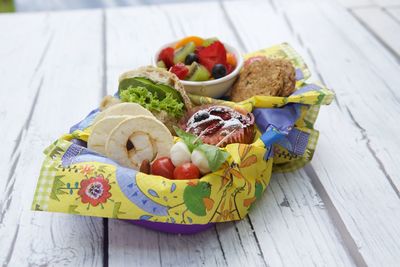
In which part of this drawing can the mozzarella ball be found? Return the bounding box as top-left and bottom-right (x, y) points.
(191, 149), (211, 174)
(170, 141), (191, 167)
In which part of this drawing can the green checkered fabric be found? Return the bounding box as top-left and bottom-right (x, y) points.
(32, 159), (57, 211)
(32, 139), (70, 211)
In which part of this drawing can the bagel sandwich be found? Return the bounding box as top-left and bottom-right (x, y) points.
(117, 66), (192, 133)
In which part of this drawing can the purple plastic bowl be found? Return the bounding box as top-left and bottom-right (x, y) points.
(124, 220), (215, 234)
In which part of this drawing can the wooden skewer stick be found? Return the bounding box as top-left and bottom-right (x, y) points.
(216, 128), (238, 147)
(193, 128), (208, 144)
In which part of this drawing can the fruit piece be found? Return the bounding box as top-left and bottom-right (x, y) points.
(158, 47), (174, 68)
(184, 53), (199, 65)
(156, 60), (167, 69)
(173, 41), (196, 64)
(88, 116), (128, 156)
(195, 46), (204, 54)
(106, 116), (173, 170)
(211, 64), (227, 79)
(226, 63), (234, 74)
(140, 160), (150, 174)
(170, 63), (189, 80)
(173, 163), (200, 180)
(151, 157), (175, 179)
(191, 149), (211, 174)
(226, 53), (237, 66)
(198, 41), (227, 72)
(170, 141), (191, 167)
(92, 102), (154, 126)
(187, 62), (210, 81)
(174, 36), (204, 49)
(202, 37), (219, 47)
(99, 95), (122, 111)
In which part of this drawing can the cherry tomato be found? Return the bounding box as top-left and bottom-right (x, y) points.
(173, 163), (200, 180)
(158, 47), (175, 68)
(139, 160), (150, 174)
(151, 157), (175, 179)
(197, 41), (227, 72)
(170, 63), (189, 79)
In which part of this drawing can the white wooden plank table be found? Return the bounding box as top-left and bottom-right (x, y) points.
(1, 0), (400, 266)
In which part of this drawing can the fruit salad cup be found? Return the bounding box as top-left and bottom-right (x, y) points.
(153, 36), (243, 98)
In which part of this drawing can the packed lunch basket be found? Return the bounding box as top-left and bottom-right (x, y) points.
(32, 43), (333, 234)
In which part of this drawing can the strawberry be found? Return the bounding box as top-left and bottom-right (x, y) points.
(226, 63), (235, 74)
(158, 47), (175, 68)
(197, 41), (227, 72)
(170, 63), (189, 79)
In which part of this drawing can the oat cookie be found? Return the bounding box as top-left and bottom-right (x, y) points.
(231, 57), (296, 102)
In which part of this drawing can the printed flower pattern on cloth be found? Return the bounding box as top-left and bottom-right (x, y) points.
(78, 174), (111, 207)
(79, 164), (95, 175)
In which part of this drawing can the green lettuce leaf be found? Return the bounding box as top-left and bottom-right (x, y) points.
(120, 86), (184, 118)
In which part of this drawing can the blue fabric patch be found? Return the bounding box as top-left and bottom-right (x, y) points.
(70, 108), (100, 133)
(253, 104), (307, 159)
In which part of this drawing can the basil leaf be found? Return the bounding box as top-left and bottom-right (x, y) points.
(173, 126), (203, 152)
(197, 144), (229, 172)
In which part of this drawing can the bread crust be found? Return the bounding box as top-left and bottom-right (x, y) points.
(119, 66), (192, 109)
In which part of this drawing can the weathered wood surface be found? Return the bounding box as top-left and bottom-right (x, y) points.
(273, 0), (400, 265)
(352, 6), (400, 58)
(337, 0), (400, 8)
(1, 0), (400, 266)
(0, 10), (104, 266)
(386, 6), (400, 19)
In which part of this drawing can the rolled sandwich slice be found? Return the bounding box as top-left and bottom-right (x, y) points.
(118, 66), (192, 133)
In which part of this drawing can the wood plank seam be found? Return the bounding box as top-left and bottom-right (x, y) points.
(1, 153), (20, 226)
(0, 11), (105, 266)
(2, 223), (20, 266)
(214, 226), (229, 265)
(382, 6), (400, 24)
(0, 77), (43, 225)
(245, 217), (268, 267)
(157, 233), (163, 267)
(218, 2), (280, 263)
(102, 9), (108, 97)
(284, 1), (400, 195)
(219, 1), (355, 265)
(103, 218), (109, 267)
(274, 0), (400, 266)
(315, 3), (400, 193)
(348, 8), (400, 63)
(344, 106), (400, 198)
(218, 0), (247, 52)
(273, 2), (367, 265)
(9, 30), (53, 160)
(305, 165), (368, 267)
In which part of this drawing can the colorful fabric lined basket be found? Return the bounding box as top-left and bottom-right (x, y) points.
(32, 43), (333, 234)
